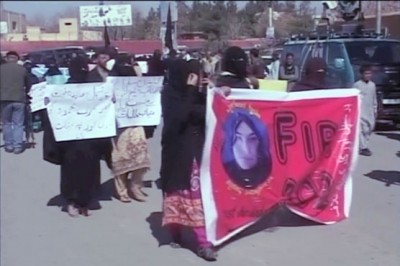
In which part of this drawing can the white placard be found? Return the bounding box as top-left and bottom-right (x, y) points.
(0, 21), (8, 34)
(29, 82), (47, 112)
(80, 5), (132, 27)
(47, 83), (116, 142)
(107, 76), (163, 128)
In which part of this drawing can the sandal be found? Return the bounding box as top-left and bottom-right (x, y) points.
(197, 247), (218, 261)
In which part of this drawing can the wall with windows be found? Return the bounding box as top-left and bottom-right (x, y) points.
(0, 7), (27, 34)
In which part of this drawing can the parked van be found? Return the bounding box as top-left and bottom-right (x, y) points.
(282, 26), (400, 124)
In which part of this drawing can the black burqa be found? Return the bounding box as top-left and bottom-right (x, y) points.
(43, 56), (111, 208)
(160, 58), (206, 193)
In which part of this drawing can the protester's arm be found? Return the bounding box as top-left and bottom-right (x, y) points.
(372, 84), (378, 119)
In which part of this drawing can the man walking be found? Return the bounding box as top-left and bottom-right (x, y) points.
(354, 64), (377, 156)
(0, 51), (28, 154)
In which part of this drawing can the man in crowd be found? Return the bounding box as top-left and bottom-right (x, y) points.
(87, 48), (114, 82)
(201, 51), (217, 77)
(247, 48), (266, 79)
(0, 51), (28, 154)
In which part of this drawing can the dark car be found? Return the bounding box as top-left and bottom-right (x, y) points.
(282, 27), (400, 125)
(24, 47), (88, 67)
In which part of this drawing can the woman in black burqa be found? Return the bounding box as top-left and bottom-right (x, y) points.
(160, 55), (221, 261)
(215, 46), (259, 89)
(43, 56), (112, 217)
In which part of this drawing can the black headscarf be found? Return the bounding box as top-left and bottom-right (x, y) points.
(291, 57), (329, 92)
(110, 54), (137, 77)
(222, 46), (248, 79)
(67, 56), (89, 83)
(44, 58), (62, 77)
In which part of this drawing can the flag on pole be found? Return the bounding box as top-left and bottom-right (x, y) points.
(104, 22), (111, 47)
(164, 3), (173, 51)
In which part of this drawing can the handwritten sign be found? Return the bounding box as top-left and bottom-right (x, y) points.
(46, 83), (116, 142)
(108, 76), (163, 128)
(29, 82), (48, 112)
(79, 5), (132, 27)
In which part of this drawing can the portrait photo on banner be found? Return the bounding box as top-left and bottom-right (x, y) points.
(221, 107), (272, 190)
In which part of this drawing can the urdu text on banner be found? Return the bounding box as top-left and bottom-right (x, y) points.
(46, 83), (116, 142)
(108, 76), (164, 128)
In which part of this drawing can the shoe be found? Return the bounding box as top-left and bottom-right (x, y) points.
(4, 147), (14, 153)
(129, 184), (146, 202)
(119, 195), (132, 203)
(130, 172), (146, 202)
(67, 204), (79, 217)
(13, 148), (25, 155)
(359, 149), (372, 156)
(78, 207), (90, 217)
(197, 247), (218, 261)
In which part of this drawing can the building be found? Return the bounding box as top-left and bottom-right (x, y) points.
(3, 18), (102, 41)
(0, 1), (27, 34)
(363, 11), (400, 39)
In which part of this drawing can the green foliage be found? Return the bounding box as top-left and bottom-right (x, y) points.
(97, 1), (316, 41)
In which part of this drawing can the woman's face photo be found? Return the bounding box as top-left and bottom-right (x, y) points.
(233, 121), (260, 170)
(221, 108), (272, 190)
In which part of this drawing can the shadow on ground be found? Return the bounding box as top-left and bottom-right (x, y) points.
(47, 178), (116, 210)
(217, 205), (321, 249)
(365, 170), (400, 187)
(146, 205), (321, 252)
(376, 133), (400, 142)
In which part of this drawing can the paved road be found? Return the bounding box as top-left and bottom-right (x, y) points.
(1, 127), (399, 266)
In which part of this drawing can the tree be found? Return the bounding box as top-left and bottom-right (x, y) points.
(225, 1), (243, 39)
(177, 1), (191, 34)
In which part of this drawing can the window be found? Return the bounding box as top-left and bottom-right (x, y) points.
(12, 21), (17, 30)
(345, 41), (400, 64)
(65, 22), (72, 26)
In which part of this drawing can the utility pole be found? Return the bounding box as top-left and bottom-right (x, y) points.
(266, 1), (274, 43)
(376, 0), (381, 34)
(268, 1), (273, 29)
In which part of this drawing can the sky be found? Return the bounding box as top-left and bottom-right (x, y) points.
(2, 1), (250, 20)
(2, 1), (322, 21)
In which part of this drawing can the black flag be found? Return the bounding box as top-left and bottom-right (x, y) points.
(104, 22), (111, 47)
(164, 4), (173, 51)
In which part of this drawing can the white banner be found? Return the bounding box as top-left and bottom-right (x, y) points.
(29, 82), (48, 112)
(108, 76), (164, 128)
(80, 5), (132, 27)
(46, 83), (116, 142)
